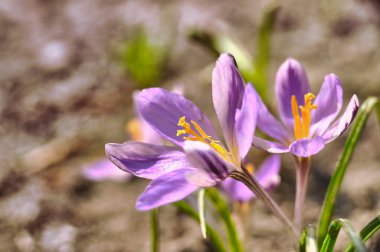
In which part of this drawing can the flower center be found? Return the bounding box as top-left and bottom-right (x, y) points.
(291, 93), (317, 140)
(176, 116), (231, 161)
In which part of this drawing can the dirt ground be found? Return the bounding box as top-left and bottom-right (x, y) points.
(0, 0), (379, 251)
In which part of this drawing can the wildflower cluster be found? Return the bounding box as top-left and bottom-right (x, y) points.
(102, 53), (370, 251)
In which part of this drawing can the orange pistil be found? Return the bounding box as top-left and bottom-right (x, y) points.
(291, 93), (317, 140)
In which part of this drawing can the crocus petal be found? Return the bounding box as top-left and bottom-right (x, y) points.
(323, 95), (359, 143)
(252, 136), (289, 153)
(132, 91), (163, 145)
(310, 74), (343, 136)
(254, 88), (290, 143)
(137, 88), (218, 147)
(82, 159), (131, 182)
(255, 155), (281, 191)
(183, 141), (235, 182)
(212, 53), (245, 151)
(222, 177), (254, 202)
(275, 58), (311, 129)
(289, 136), (325, 157)
(234, 84), (258, 158)
(186, 169), (219, 187)
(136, 168), (198, 211)
(105, 142), (191, 180)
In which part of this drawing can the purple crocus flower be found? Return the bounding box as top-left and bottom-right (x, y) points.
(83, 91), (162, 182)
(222, 155), (281, 202)
(253, 59), (359, 157)
(105, 53), (259, 210)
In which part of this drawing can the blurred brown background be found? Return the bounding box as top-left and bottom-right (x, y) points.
(0, 0), (379, 251)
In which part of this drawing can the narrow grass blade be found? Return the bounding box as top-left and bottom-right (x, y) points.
(320, 219), (366, 252)
(150, 209), (159, 252)
(299, 225), (318, 252)
(198, 189), (207, 238)
(376, 102), (380, 129)
(174, 201), (227, 252)
(207, 188), (244, 252)
(345, 215), (380, 252)
(317, 97), (379, 247)
(300, 228), (307, 252)
(251, 2), (279, 103)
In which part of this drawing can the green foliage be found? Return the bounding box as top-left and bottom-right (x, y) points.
(174, 201), (227, 252)
(251, 3), (279, 102)
(150, 209), (159, 252)
(317, 97), (379, 247)
(345, 215), (380, 252)
(320, 219), (366, 252)
(206, 188), (244, 252)
(118, 31), (167, 88)
(299, 225), (318, 252)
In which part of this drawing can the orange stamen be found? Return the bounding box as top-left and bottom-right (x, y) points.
(291, 93), (317, 140)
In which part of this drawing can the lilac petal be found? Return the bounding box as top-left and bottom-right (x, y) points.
(132, 91), (163, 145)
(186, 169), (219, 187)
(137, 88), (218, 147)
(105, 142), (191, 180)
(310, 74), (343, 136)
(212, 53), (245, 151)
(289, 136), (325, 157)
(222, 177), (254, 202)
(82, 159), (131, 182)
(234, 84), (258, 158)
(275, 58), (311, 129)
(254, 88), (290, 143)
(183, 141), (235, 182)
(136, 168), (198, 211)
(323, 95), (359, 143)
(255, 155), (281, 191)
(253, 136), (289, 153)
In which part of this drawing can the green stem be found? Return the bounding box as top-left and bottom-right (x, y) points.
(174, 201), (227, 252)
(207, 188), (244, 252)
(230, 166), (298, 238)
(150, 209), (159, 252)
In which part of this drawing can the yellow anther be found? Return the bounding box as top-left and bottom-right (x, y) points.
(178, 116), (188, 127)
(177, 116), (231, 161)
(291, 93), (317, 140)
(176, 129), (187, 136)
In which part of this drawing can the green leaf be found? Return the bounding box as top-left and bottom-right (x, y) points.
(317, 97), (379, 247)
(198, 189), (207, 239)
(251, 2), (279, 103)
(345, 215), (380, 252)
(150, 209), (159, 252)
(206, 188), (244, 252)
(376, 102), (380, 129)
(300, 228), (307, 252)
(174, 201), (227, 252)
(320, 219), (366, 252)
(299, 225), (318, 252)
